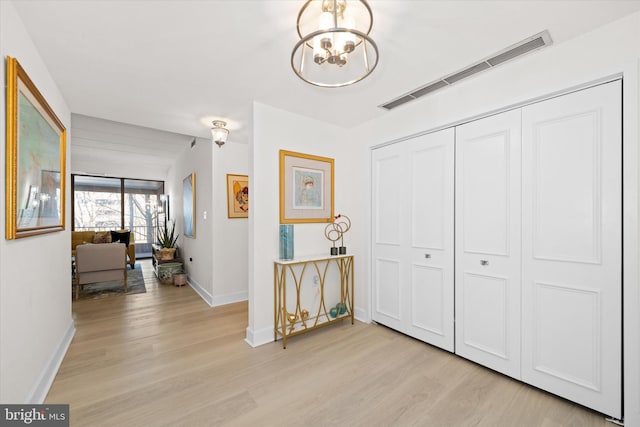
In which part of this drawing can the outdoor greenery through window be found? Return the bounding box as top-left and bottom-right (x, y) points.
(72, 175), (166, 257)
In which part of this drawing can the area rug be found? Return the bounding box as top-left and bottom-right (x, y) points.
(73, 263), (147, 300)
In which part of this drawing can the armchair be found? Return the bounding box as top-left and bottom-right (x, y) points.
(71, 229), (136, 269)
(75, 243), (127, 299)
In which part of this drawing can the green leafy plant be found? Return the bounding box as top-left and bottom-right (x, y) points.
(157, 219), (179, 248)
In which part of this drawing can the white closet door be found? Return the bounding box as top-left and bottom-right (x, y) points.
(521, 81), (621, 418)
(372, 143), (405, 331)
(455, 109), (522, 379)
(405, 129), (455, 351)
(372, 129), (455, 351)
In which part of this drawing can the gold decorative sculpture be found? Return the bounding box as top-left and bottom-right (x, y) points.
(325, 222), (342, 255)
(324, 214), (351, 255)
(287, 311), (298, 333)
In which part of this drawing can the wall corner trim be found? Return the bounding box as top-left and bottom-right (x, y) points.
(244, 326), (274, 348)
(188, 278), (214, 307)
(354, 307), (370, 323)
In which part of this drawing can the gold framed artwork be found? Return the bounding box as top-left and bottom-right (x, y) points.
(279, 150), (334, 223)
(226, 174), (249, 219)
(5, 56), (66, 240)
(182, 173), (196, 238)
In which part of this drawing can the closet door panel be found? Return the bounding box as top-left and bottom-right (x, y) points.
(521, 81), (621, 418)
(455, 109), (521, 379)
(461, 273), (509, 358)
(374, 258), (402, 320)
(411, 143), (447, 249)
(411, 265), (445, 335)
(372, 144), (405, 330)
(460, 132), (510, 255)
(532, 111), (601, 262)
(407, 128), (455, 351)
(374, 151), (403, 247)
(530, 282), (601, 385)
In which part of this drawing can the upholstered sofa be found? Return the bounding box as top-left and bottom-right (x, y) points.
(72, 230), (136, 268)
(75, 242), (127, 299)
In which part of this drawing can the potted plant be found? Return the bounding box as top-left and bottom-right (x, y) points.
(157, 219), (179, 260)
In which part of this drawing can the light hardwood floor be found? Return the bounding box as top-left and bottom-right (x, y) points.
(47, 259), (611, 426)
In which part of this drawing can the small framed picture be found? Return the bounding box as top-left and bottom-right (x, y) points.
(279, 150), (334, 223)
(226, 174), (249, 219)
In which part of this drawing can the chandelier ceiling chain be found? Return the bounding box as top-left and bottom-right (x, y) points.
(291, 0), (379, 88)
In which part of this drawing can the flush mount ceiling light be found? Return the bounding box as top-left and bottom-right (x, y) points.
(291, 0), (379, 88)
(211, 120), (229, 148)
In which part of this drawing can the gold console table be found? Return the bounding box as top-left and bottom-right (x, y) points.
(274, 254), (354, 348)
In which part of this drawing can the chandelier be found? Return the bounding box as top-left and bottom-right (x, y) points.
(291, 0), (379, 88)
(211, 120), (229, 148)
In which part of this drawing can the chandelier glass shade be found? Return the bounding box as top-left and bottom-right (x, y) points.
(291, 0), (379, 88)
(211, 120), (229, 147)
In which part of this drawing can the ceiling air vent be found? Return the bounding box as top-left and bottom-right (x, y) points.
(443, 62), (491, 85)
(379, 30), (552, 111)
(381, 94), (416, 110)
(409, 80), (449, 99)
(486, 35), (548, 66)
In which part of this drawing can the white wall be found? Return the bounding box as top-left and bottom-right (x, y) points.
(70, 113), (190, 181)
(168, 137), (214, 301)
(167, 137), (249, 306)
(349, 12), (640, 425)
(246, 102), (354, 346)
(0, 1), (74, 403)
(212, 142), (249, 306)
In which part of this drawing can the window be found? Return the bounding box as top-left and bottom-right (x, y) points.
(72, 175), (165, 257)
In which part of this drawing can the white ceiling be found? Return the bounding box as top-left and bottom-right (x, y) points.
(11, 0), (640, 154)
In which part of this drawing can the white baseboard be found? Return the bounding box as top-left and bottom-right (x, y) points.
(187, 277), (214, 307)
(188, 278), (248, 308)
(212, 291), (248, 307)
(244, 326), (274, 348)
(354, 306), (370, 323)
(26, 319), (75, 403)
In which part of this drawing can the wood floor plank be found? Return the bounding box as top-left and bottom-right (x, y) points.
(45, 259), (611, 426)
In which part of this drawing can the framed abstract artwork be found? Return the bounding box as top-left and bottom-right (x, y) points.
(226, 174), (249, 219)
(5, 56), (67, 239)
(182, 173), (196, 238)
(279, 150), (334, 223)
